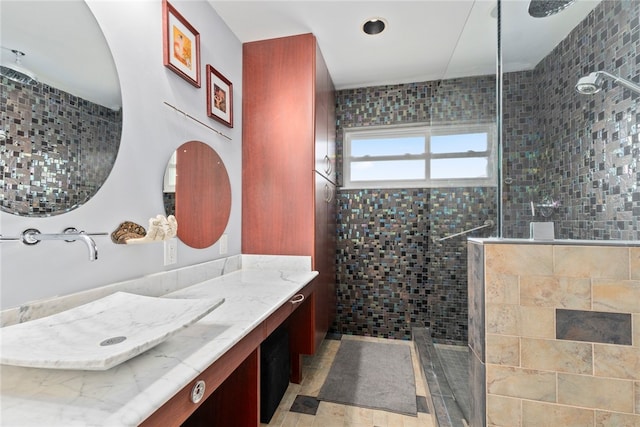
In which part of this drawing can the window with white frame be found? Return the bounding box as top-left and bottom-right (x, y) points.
(342, 123), (497, 189)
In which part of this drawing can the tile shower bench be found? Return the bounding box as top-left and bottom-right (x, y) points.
(0, 255), (318, 426)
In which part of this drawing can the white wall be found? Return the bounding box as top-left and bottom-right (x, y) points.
(0, 0), (242, 309)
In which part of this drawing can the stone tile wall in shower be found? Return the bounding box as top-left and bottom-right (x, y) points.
(469, 241), (640, 426)
(335, 77), (497, 342)
(0, 78), (122, 216)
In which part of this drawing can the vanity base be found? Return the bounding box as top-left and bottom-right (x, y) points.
(185, 349), (260, 427)
(141, 280), (318, 427)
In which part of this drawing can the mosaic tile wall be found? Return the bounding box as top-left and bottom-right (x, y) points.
(335, 77), (497, 342)
(0, 77), (122, 216)
(335, 189), (429, 339)
(502, 0), (640, 240)
(334, 0), (640, 342)
(501, 70), (543, 238)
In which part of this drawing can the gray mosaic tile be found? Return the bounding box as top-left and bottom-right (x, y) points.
(333, 0), (639, 344)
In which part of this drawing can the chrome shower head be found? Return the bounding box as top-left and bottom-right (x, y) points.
(575, 71), (640, 96)
(528, 0), (577, 18)
(0, 49), (38, 86)
(575, 72), (602, 95)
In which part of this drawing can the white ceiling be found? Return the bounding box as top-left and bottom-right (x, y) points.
(209, 0), (602, 90)
(0, 0), (601, 109)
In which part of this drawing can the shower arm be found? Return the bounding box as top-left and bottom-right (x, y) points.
(438, 220), (495, 242)
(597, 71), (640, 95)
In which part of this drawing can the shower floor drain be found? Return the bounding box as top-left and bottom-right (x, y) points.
(100, 336), (127, 346)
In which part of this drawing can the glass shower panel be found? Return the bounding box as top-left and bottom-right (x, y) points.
(498, 0), (640, 240)
(420, 3), (499, 427)
(429, 0), (499, 243)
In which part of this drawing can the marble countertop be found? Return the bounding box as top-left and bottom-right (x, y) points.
(0, 257), (318, 426)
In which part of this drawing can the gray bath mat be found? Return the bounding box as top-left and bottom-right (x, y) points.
(317, 339), (417, 415)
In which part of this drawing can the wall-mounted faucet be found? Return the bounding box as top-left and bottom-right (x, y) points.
(21, 228), (101, 261)
(531, 196), (561, 218)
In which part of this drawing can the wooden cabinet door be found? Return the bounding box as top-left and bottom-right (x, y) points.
(325, 179), (337, 329)
(327, 79), (337, 184)
(242, 34), (316, 256)
(242, 32), (336, 354)
(314, 44), (336, 184)
(314, 172), (337, 347)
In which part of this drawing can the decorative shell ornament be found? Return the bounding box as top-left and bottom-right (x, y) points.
(111, 221), (146, 244)
(111, 215), (178, 244)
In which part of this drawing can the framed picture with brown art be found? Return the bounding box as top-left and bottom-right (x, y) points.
(206, 64), (233, 128)
(162, 0), (200, 87)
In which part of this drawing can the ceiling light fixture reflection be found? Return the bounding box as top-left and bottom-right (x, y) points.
(362, 18), (386, 35)
(0, 47), (38, 86)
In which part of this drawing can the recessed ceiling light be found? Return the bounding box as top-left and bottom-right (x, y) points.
(362, 18), (386, 35)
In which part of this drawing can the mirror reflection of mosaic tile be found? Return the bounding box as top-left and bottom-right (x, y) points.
(0, 78), (122, 216)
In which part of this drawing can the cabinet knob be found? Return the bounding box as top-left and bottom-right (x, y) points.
(190, 379), (206, 404)
(290, 294), (305, 304)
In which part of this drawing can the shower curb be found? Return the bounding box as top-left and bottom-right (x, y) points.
(412, 327), (468, 427)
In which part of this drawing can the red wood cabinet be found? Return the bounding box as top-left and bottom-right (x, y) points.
(242, 33), (337, 354)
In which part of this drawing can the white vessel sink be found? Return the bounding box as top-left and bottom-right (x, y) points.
(0, 292), (224, 370)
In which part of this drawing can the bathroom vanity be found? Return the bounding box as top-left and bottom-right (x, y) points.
(0, 255), (318, 426)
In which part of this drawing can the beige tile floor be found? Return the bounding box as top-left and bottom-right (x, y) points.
(262, 335), (436, 427)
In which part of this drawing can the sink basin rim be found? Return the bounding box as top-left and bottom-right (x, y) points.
(0, 292), (225, 370)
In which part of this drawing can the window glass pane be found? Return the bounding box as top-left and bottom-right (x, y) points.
(351, 136), (425, 157)
(431, 133), (487, 154)
(431, 158), (488, 179)
(351, 160), (425, 181)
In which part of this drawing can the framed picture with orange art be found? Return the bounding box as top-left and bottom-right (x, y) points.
(162, 0), (200, 87)
(206, 64), (233, 128)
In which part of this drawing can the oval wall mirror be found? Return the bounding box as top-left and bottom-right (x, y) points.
(163, 141), (231, 249)
(0, 1), (122, 217)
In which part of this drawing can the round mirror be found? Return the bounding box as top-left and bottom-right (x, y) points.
(0, 1), (122, 217)
(163, 141), (231, 249)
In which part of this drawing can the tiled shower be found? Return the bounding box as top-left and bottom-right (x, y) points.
(503, 0), (640, 241)
(334, 77), (497, 343)
(332, 0), (640, 346)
